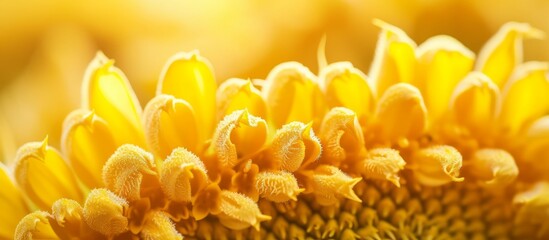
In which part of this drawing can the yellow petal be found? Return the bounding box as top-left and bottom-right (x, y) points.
(0, 164), (29, 239)
(319, 62), (375, 123)
(411, 145), (464, 186)
(268, 122), (321, 172)
(209, 110), (268, 168)
(468, 149), (518, 187)
(14, 137), (83, 210)
(476, 22), (544, 87)
(369, 19), (416, 96)
(143, 94), (200, 158)
(309, 165), (362, 205)
(497, 62), (549, 135)
(373, 83), (427, 142)
(14, 211), (57, 240)
(102, 144), (157, 201)
(61, 109), (117, 188)
(262, 62), (326, 128)
(449, 72), (500, 134)
(157, 51), (217, 138)
(83, 188), (128, 236)
(255, 171), (304, 202)
(140, 211), (183, 240)
(359, 148), (405, 187)
(82, 52), (145, 147)
(513, 182), (549, 238)
(159, 147), (209, 202)
(519, 116), (549, 179)
(217, 190), (271, 231)
(319, 107), (365, 165)
(416, 35), (475, 121)
(50, 198), (101, 239)
(217, 78), (267, 120)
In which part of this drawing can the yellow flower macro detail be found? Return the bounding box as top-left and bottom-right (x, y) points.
(3, 20), (549, 240)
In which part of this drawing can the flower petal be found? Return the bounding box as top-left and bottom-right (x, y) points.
(411, 145), (464, 186)
(0, 164), (29, 239)
(83, 189), (128, 236)
(51, 198), (101, 239)
(14, 211), (57, 240)
(262, 62), (326, 128)
(416, 35), (474, 120)
(143, 94), (200, 158)
(319, 62), (375, 123)
(267, 121), (321, 172)
(476, 22), (544, 87)
(208, 110), (268, 169)
(159, 147), (209, 202)
(217, 190), (271, 231)
(449, 72), (500, 134)
(513, 182), (549, 238)
(497, 62), (549, 135)
(255, 171), (304, 202)
(369, 19), (416, 96)
(157, 51), (217, 138)
(14, 137), (83, 210)
(61, 109), (117, 188)
(82, 52), (145, 147)
(373, 83), (427, 142)
(102, 144), (157, 201)
(519, 116), (549, 179)
(217, 78), (267, 120)
(359, 148), (405, 187)
(468, 149), (518, 187)
(319, 107), (365, 166)
(140, 211), (183, 240)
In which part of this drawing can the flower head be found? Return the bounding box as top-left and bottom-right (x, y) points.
(3, 20), (549, 239)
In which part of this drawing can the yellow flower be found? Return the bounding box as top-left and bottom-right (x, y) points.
(3, 20), (549, 239)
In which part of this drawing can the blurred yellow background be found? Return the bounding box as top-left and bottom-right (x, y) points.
(1, 0), (548, 163)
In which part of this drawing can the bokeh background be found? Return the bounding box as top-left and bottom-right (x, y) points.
(1, 0), (548, 163)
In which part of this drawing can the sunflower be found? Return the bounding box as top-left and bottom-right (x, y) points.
(3, 20), (549, 240)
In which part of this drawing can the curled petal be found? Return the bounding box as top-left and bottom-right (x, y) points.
(476, 22), (544, 87)
(513, 182), (549, 238)
(140, 211), (183, 240)
(269, 122), (322, 172)
(497, 62), (549, 135)
(519, 116), (549, 178)
(61, 109), (117, 188)
(143, 94), (200, 158)
(449, 72), (500, 134)
(192, 182), (222, 220)
(102, 144), (157, 201)
(217, 78), (267, 120)
(217, 190), (271, 230)
(83, 189), (128, 236)
(359, 148), (405, 187)
(82, 52), (145, 147)
(51, 198), (100, 239)
(412, 145), (464, 186)
(0, 163), (29, 239)
(15, 211), (56, 240)
(262, 62), (326, 128)
(14, 137), (83, 210)
(157, 51), (217, 138)
(160, 147), (208, 202)
(319, 62), (375, 122)
(416, 35), (475, 120)
(255, 171), (304, 202)
(209, 110), (268, 168)
(319, 107), (365, 165)
(373, 83), (427, 142)
(469, 149), (518, 187)
(309, 165), (362, 205)
(369, 19), (416, 96)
